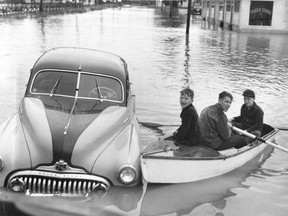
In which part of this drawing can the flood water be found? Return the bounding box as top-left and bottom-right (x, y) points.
(0, 6), (288, 216)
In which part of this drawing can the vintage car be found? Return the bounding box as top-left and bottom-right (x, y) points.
(192, 3), (202, 15)
(0, 47), (143, 196)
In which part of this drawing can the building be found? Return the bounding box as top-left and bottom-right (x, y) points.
(23, 0), (93, 4)
(202, 0), (288, 33)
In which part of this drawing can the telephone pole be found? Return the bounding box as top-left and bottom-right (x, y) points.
(186, 0), (192, 34)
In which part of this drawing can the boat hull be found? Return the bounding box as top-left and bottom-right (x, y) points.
(141, 124), (278, 184)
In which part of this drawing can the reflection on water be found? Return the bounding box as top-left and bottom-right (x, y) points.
(0, 145), (278, 216)
(1, 184), (145, 216)
(1, 6), (288, 216)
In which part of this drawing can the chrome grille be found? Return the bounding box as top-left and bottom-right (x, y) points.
(7, 170), (110, 196)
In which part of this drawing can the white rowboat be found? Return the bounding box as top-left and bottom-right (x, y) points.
(141, 124), (279, 184)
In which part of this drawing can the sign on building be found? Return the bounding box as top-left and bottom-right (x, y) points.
(249, 1), (273, 26)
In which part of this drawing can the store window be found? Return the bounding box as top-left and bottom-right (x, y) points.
(249, 1), (273, 26)
(234, 0), (240, 12)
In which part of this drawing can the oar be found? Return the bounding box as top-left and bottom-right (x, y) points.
(139, 122), (179, 128)
(273, 126), (288, 131)
(230, 125), (288, 153)
(139, 121), (288, 131)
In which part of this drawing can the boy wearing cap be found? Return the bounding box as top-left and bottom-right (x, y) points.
(231, 89), (264, 138)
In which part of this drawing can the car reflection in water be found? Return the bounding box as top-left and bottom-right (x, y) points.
(0, 184), (145, 216)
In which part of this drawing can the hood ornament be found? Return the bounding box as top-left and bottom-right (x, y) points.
(55, 160), (67, 171)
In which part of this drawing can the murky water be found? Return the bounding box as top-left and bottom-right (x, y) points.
(0, 6), (288, 216)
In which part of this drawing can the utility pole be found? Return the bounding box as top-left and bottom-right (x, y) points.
(186, 0), (192, 34)
(39, 0), (43, 12)
(169, 0), (173, 18)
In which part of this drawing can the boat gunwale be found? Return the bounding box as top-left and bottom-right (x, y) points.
(141, 128), (279, 161)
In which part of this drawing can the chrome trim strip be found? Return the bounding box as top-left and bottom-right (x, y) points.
(64, 72), (81, 135)
(37, 164), (86, 173)
(43, 179), (46, 193)
(68, 181), (71, 193)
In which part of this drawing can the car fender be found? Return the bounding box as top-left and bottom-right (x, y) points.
(91, 121), (142, 186)
(0, 113), (31, 186)
(71, 106), (130, 171)
(19, 98), (53, 166)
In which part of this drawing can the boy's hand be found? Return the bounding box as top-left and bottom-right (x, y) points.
(170, 146), (180, 151)
(164, 146), (179, 151)
(227, 121), (233, 128)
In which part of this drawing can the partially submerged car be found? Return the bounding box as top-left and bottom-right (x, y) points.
(0, 47), (142, 196)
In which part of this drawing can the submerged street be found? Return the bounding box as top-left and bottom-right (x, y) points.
(0, 5), (288, 216)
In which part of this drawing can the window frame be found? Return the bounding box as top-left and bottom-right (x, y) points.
(30, 69), (125, 104)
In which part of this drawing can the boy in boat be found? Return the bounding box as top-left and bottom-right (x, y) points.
(230, 89), (264, 141)
(165, 88), (201, 147)
(199, 91), (247, 151)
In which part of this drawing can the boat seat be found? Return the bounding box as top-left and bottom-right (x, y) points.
(219, 144), (253, 156)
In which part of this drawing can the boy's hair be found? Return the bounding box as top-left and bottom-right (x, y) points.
(219, 91), (233, 101)
(180, 88), (194, 99)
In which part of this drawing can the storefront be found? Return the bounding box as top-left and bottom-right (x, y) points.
(202, 0), (288, 33)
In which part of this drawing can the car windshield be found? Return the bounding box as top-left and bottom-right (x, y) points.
(31, 71), (123, 103)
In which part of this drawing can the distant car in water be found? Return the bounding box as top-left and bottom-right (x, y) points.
(192, 3), (202, 15)
(0, 47), (143, 197)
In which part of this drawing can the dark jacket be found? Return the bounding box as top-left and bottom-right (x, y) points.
(233, 102), (264, 132)
(174, 104), (201, 146)
(199, 103), (231, 149)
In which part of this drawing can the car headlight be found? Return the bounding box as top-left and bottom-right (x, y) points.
(8, 178), (26, 192)
(92, 183), (108, 197)
(117, 164), (137, 185)
(0, 155), (4, 170)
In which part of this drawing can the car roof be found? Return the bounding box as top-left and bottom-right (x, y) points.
(31, 47), (128, 83)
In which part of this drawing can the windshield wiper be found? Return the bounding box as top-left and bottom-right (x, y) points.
(95, 78), (104, 102)
(50, 75), (63, 97)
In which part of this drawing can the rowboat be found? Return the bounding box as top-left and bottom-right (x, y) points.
(141, 123), (279, 184)
(141, 144), (274, 215)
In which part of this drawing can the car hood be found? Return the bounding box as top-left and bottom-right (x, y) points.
(20, 97), (130, 169)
